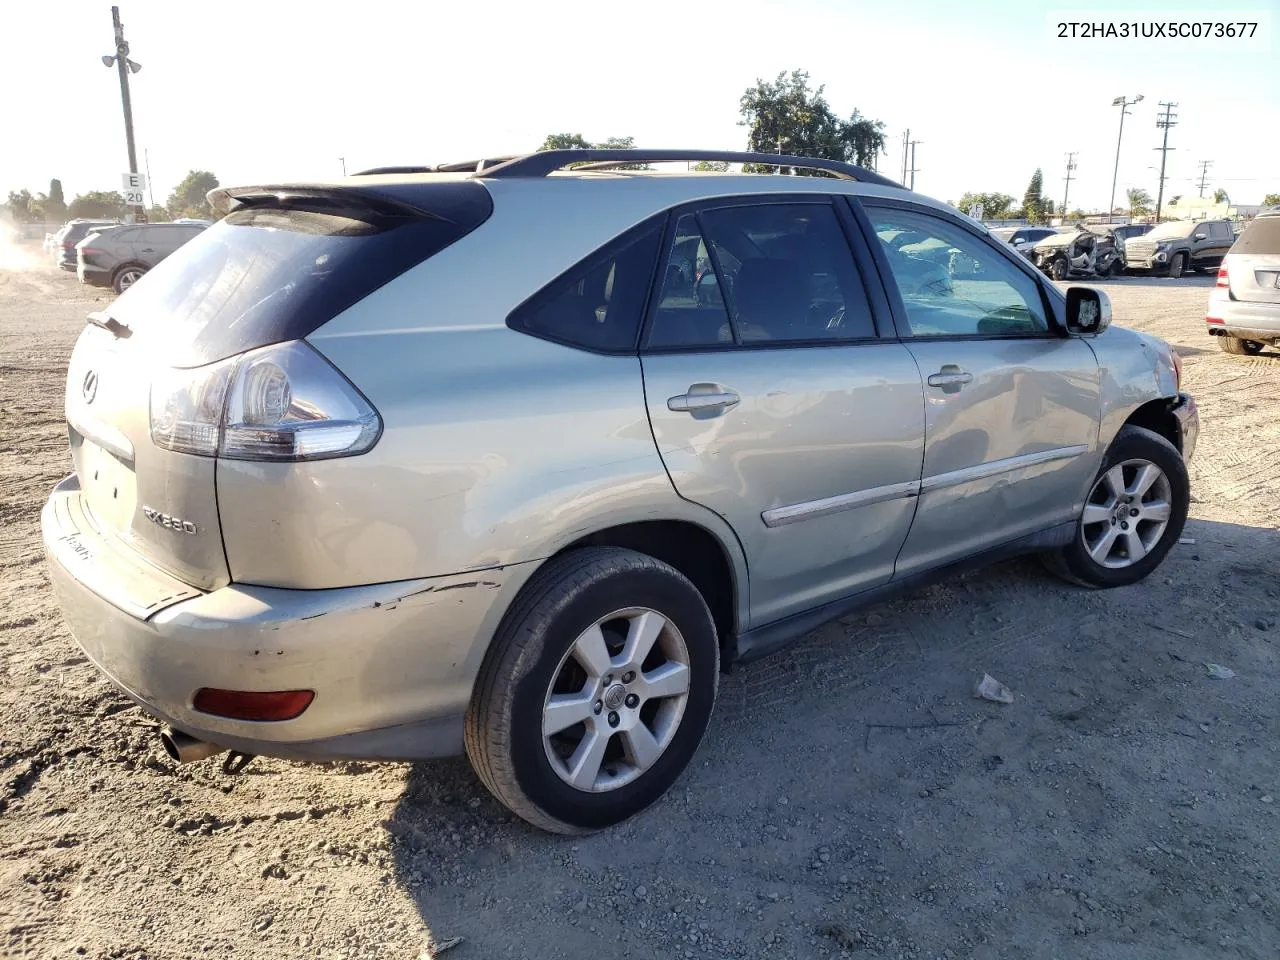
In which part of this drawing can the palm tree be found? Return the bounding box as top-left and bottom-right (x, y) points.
(1126, 187), (1153, 217)
(1213, 188), (1230, 204)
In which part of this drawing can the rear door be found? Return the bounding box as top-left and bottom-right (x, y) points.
(1226, 216), (1280, 306)
(1195, 221), (1234, 269)
(855, 199), (1101, 576)
(641, 197), (925, 626)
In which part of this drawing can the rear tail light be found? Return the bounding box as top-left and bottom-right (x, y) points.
(149, 340), (381, 461)
(193, 688), (314, 721)
(1172, 351), (1183, 391)
(1205, 316), (1224, 325)
(1216, 265), (1229, 288)
(80, 247), (103, 257)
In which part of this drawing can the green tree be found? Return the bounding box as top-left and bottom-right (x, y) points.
(1126, 187), (1153, 217)
(1263, 193), (1280, 207)
(738, 69), (885, 174)
(1023, 169), (1044, 223)
(1213, 188), (1229, 204)
(147, 204), (171, 222)
(693, 161), (730, 172)
(1169, 194), (1182, 206)
(957, 191), (1015, 219)
(539, 133), (591, 151)
(166, 170), (219, 220)
(44, 179), (67, 223)
(68, 191), (126, 219)
(6, 189), (38, 222)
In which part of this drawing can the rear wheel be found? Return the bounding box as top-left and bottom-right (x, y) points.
(1218, 336), (1265, 356)
(1044, 425), (1188, 589)
(1167, 253), (1185, 279)
(465, 547), (719, 834)
(113, 266), (147, 294)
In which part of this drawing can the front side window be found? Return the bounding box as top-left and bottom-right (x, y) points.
(647, 202), (875, 348)
(866, 207), (1050, 338)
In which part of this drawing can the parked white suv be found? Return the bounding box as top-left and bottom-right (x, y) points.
(43, 150), (1198, 833)
(1207, 210), (1280, 355)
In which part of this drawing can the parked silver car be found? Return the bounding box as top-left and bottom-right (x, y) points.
(42, 150), (1198, 833)
(1206, 210), (1280, 355)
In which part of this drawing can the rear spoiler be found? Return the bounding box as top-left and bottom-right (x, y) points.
(206, 185), (448, 222)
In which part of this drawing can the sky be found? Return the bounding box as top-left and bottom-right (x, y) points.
(3, 0), (1278, 213)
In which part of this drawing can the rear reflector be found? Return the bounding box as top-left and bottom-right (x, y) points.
(1205, 316), (1225, 325)
(193, 688), (314, 721)
(1216, 265), (1229, 288)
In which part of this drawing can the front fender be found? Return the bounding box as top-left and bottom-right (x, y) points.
(1086, 325), (1180, 450)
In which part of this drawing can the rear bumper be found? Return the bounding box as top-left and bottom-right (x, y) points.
(42, 474), (535, 761)
(1206, 297), (1280, 341)
(77, 263), (111, 286)
(1170, 393), (1199, 463)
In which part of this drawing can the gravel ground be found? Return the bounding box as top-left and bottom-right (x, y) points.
(2, 249), (1278, 960)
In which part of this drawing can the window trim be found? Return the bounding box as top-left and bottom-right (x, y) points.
(504, 212), (669, 356)
(638, 194), (889, 355)
(847, 196), (1067, 343)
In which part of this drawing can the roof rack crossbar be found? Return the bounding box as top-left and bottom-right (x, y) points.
(353, 156), (521, 176)
(473, 149), (902, 187)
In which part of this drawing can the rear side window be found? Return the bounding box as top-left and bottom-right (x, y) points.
(648, 202), (876, 348)
(1233, 217), (1280, 255)
(506, 219), (664, 353)
(107, 183), (493, 367)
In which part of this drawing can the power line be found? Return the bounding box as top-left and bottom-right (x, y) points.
(1153, 101), (1177, 221)
(1061, 152), (1078, 216)
(1197, 159), (1213, 197)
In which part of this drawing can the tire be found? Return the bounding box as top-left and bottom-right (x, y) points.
(1050, 258), (1069, 281)
(1167, 253), (1185, 279)
(1106, 259), (1123, 278)
(465, 547), (719, 834)
(113, 266), (147, 294)
(1044, 425), (1189, 589)
(1218, 336), (1265, 356)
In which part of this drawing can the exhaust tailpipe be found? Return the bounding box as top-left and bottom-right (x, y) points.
(159, 726), (227, 764)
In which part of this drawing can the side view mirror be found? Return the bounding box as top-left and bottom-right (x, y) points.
(1065, 286), (1112, 336)
(1194, 233), (1206, 240)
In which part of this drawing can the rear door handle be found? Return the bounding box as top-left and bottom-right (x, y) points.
(927, 367), (973, 393)
(667, 384), (740, 414)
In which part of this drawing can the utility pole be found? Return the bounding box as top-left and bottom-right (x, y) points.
(1108, 94), (1144, 224)
(1197, 159), (1213, 197)
(339, 157), (347, 176)
(1152, 102), (1177, 222)
(1061, 152), (1078, 219)
(907, 139), (921, 190)
(901, 129), (910, 184)
(103, 7), (143, 222)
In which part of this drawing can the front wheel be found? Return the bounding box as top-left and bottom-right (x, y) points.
(1050, 258), (1069, 281)
(1218, 336), (1265, 356)
(1044, 425), (1189, 589)
(1167, 253), (1185, 279)
(465, 547), (719, 834)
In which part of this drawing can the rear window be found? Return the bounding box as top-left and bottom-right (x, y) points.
(1232, 216), (1280, 255)
(107, 183), (492, 367)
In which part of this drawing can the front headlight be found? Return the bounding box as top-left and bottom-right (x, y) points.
(1156, 241), (1172, 251)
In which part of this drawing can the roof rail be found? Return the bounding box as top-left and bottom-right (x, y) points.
(474, 149), (903, 188)
(354, 156), (520, 176)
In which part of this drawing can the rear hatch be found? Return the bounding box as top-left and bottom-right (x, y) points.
(1225, 216), (1280, 305)
(62, 179), (493, 594)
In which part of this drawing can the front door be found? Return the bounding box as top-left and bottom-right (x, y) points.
(641, 199), (925, 627)
(858, 201), (1102, 577)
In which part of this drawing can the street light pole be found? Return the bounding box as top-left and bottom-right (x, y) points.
(107, 7), (140, 176)
(339, 157), (347, 176)
(1108, 94), (1143, 224)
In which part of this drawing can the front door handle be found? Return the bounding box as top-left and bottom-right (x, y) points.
(927, 366), (973, 394)
(667, 384), (740, 415)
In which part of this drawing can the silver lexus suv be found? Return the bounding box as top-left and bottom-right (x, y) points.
(43, 149), (1199, 833)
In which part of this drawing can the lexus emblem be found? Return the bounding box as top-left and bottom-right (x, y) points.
(82, 370), (99, 404)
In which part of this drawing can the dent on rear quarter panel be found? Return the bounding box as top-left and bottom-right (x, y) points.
(1088, 325), (1178, 449)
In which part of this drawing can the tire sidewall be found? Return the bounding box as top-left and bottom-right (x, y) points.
(503, 560), (718, 830)
(1065, 427), (1189, 587)
(1168, 253), (1184, 278)
(113, 267), (144, 294)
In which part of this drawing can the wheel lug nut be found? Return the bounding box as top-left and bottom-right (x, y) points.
(603, 674), (613, 686)
(1121, 521), (1129, 530)
(1129, 508), (1139, 517)
(1111, 518), (1117, 525)
(608, 711), (620, 728)
(593, 700), (603, 715)
(625, 693), (640, 708)
(622, 671), (635, 684)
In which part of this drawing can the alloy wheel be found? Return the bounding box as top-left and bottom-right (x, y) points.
(1080, 459), (1173, 568)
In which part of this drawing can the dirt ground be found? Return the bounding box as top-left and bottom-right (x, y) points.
(2, 248), (1277, 960)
